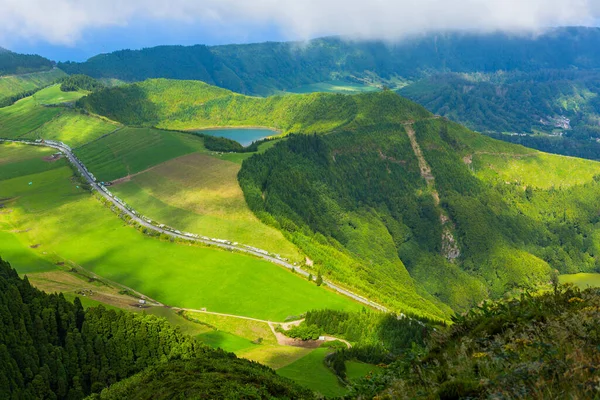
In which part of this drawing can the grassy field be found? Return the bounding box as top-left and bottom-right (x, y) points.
(474, 151), (600, 189)
(346, 361), (383, 383)
(0, 69), (66, 100)
(277, 347), (346, 398)
(0, 144), (359, 321)
(75, 127), (207, 181)
(22, 110), (121, 148)
(111, 153), (302, 261)
(560, 273), (600, 289)
(0, 85), (87, 139)
(287, 80), (380, 94)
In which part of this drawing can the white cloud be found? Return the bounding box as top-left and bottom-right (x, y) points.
(1, 0), (599, 45)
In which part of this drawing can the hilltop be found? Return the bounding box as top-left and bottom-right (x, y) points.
(79, 79), (600, 319)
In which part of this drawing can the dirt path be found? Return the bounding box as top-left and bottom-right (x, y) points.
(173, 308), (352, 349)
(404, 124), (461, 261)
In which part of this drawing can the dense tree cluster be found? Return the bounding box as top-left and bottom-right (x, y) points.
(60, 75), (104, 93)
(0, 48), (54, 76)
(0, 258), (309, 399)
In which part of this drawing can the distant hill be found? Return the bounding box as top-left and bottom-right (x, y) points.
(80, 79), (600, 318)
(0, 47), (54, 76)
(59, 27), (600, 95)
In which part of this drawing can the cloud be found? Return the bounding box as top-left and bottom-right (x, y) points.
(1, 0), (599, 46)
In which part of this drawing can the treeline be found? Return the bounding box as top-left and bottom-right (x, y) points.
(0, 257), (310, 399)
(61, 74), (104, 92)
(352, 285), (600, 399)
(0, 48), (54, 76)
(486, 132), (600, 161)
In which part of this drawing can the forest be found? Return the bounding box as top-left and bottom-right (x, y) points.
(0, 258), (310, 399)
(0, 48), (54, 76)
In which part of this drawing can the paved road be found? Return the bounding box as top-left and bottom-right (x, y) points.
(1, 139), (389, 312)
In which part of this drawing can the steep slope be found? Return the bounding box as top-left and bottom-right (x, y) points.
(356, 285), (600, 400)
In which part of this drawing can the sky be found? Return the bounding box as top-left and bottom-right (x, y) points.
(2, 0), (600, 61)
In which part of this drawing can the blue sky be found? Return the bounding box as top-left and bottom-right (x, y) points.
(8, 20), (289, 62)
(2, 1), (600, 62)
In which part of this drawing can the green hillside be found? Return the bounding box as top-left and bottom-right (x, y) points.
(78, 78), (429, 132)
(0, 68), (66, 105)
(356, 285), (600, 400)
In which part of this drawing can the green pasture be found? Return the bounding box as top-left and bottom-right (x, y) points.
(560, 273), (600, 289)
(474, 151), (600, 189)
(75, 127), (207, 181)
(111, 153), (302, 261)
(0, 85), (87, 138)
(23, 110), (121, 148)
(0, 69), (66, 100)
(277, 347), (346, 398)
(197, 331), (258, 353)
(346, 361), (382, 383)
(0, 144), (359, 321)
(287, 80), (379, 94)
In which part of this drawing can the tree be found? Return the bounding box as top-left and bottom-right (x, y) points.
(308, 273), (313, 282)
(315, 272), (323, 287)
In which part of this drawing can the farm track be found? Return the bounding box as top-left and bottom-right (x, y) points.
(0, 138), (389, 313)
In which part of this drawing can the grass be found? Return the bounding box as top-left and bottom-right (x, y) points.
(0, 231), (57, 274)
(0, 142), (62, 180)
(0, 85), (87, 139)
(287, 80), (380, 94)
(559, 273), (600, 289)
(345, 361), (382, 383)
(197, 331), (258, 353)
(0, 69), (66, 100)
(75, 127), (206, 181)
(474, 151), (600, 189)
(110, 153), (302, 261)
(22, 110), (121, 148)
(144, 307), (213, 337)
(0, 144), (360, 321)
(277, 347), (347, 398)
(183, 311), (277, 345)
(238, 345), (314, 370)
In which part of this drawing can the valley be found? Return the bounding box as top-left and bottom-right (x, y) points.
(2, 31), (600, 398)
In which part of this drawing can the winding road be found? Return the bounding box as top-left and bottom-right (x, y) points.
(1, 138), (389, 313)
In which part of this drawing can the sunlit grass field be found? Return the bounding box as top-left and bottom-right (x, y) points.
(111, 153), (302, 260)
(474, 151), (600, 189)
(0, 69), (66, 99)
(75, 127), (207, 181)
(560, 273), (600, 289)
(0, 85), (87, 138)
(277, 347), (347, 397)
(0, 144), (359, 321)
(23, 110), (121, 148)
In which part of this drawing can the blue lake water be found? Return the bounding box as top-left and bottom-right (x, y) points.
(198, 128), (276, 147)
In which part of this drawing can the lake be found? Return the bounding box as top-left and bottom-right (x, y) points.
(198, 128), (276, 147)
